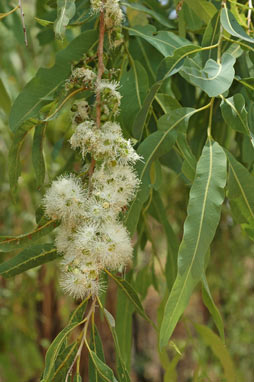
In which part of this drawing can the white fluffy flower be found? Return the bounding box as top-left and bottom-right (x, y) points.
(43, 175), (87, 224)
(104, 0), (123, 28)
(69, 120), (98, 157)
(60, 263), (100, 299)
(92, 164), (140, 211)
(95, 221), (133, 269)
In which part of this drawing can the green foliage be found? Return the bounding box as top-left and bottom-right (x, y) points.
(1, 0), (254, 380)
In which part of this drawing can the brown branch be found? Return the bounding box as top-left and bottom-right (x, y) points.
(96, 10), (105, 129)
(18, 0), (28, 47)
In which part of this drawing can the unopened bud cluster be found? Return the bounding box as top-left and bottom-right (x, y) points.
(43, 2), (140, 300)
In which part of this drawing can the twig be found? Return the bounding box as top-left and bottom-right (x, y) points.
(248, 0), (253, 33)
(18, 0), (28, 47)
(64, 299), (96, 382)
(96, 9), (105, 128)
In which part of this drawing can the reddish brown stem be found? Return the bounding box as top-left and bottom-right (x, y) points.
(96, 10), (105, 128)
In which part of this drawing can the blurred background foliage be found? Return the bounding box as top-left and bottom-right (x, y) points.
(0, 0), (253, 381)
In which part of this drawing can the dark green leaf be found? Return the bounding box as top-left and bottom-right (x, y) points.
(0, 243), (59, 278)
(160, 140), (227, 348)
(32, 124), (46, 188)
(126, 108), (195, 237)
(0, 78), (11, 114)
(0, 219), (58, 252)
(9, 30), (97, 132)
(127, 25), (190, 57)
(221, 7), (254, 44)
(187, 0), (216, 24)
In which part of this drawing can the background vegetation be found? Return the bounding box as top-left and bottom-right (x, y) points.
(0, 0), (253, 381)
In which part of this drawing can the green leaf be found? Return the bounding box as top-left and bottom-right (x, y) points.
(201, 275), (224, 341)
(9, 30), (97, 132)
(152, 191), (179, 290)
(116, 278), (134, 371)
(53, 342), (79, 381)
(187, 0), (217, 24)
(89, 325), (105, 382)
(0, 219), (58, 252)
(221, 7), (254, 44)
(181, 53), (235, 97)
(89, 351), (118, 382)
(122, 2), (174, 29)
(160, 139), (227, 348)
(157, 44), (201, 81)
(74, 375), (82, 382)
(132, 81), (161, 139)
(106, 270), (153, 326)
(220, 94), (254, 147)
(32, 124), (46, 188)
(120, 60), (149, 134)
(102, 308), (130, 382)
(201, 12), (221, 64)
(68, 298), (88, 324)
(225, 151), (254, 236)
(126, 108), (195, 237)
(54, 0), (76, 39)
(0, 243), (59, 278)
(0, 78), (11, 114)
(195, 324), (237, 382)
(127, 25), (190, 57)
(8, 122), (35, 197)
(42, 319), (86, 381)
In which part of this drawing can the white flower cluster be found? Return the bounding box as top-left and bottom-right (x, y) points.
(91, 0), (123, 28)
(43, 5), (140, 299)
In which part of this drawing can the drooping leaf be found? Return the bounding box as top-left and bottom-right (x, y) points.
(89, 351), (118, 382)
(181, 53), (235, 97)
(225, 151), (254, 238)
(201, 11), (221, 64)
(9, 30), (97, 132)
(0, 243), (59, 277)
(201, 275), (224, 341)
(151, 191), (179, 290)
(0, 219), (58, 252)
(220, 94), (254, 147)
(195, 324), (237, 382)
(8, 122), (35, 197)
(120, 60), (149, 134)
(126, 108), (195, 237)
(127, 25), (190, 57)
(122, 2), (174, 29)
(32, 124), (46, 188)
(101, 308), (130, 382)
(221, 7), (254, 44)
(0, 78), (11, 114)
(89, 325), (105, 382)
(106, 270), (153, 326)
(53, 342), (79, 381)
(42, 319), (86, 381)
(54, 0), (76, 39)
(160, 139), (227, 348)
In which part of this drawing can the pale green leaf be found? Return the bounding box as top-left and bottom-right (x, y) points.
(195, 324), (237, 382)
(187, 0), (217, 24)
(89, 351), (118, 382)
(181, 53), (235, 97)
(160, 140), (227, 348)
(54, 0), (76, 39)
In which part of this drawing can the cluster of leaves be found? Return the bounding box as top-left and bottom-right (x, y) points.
(1, 0), (254, 380)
